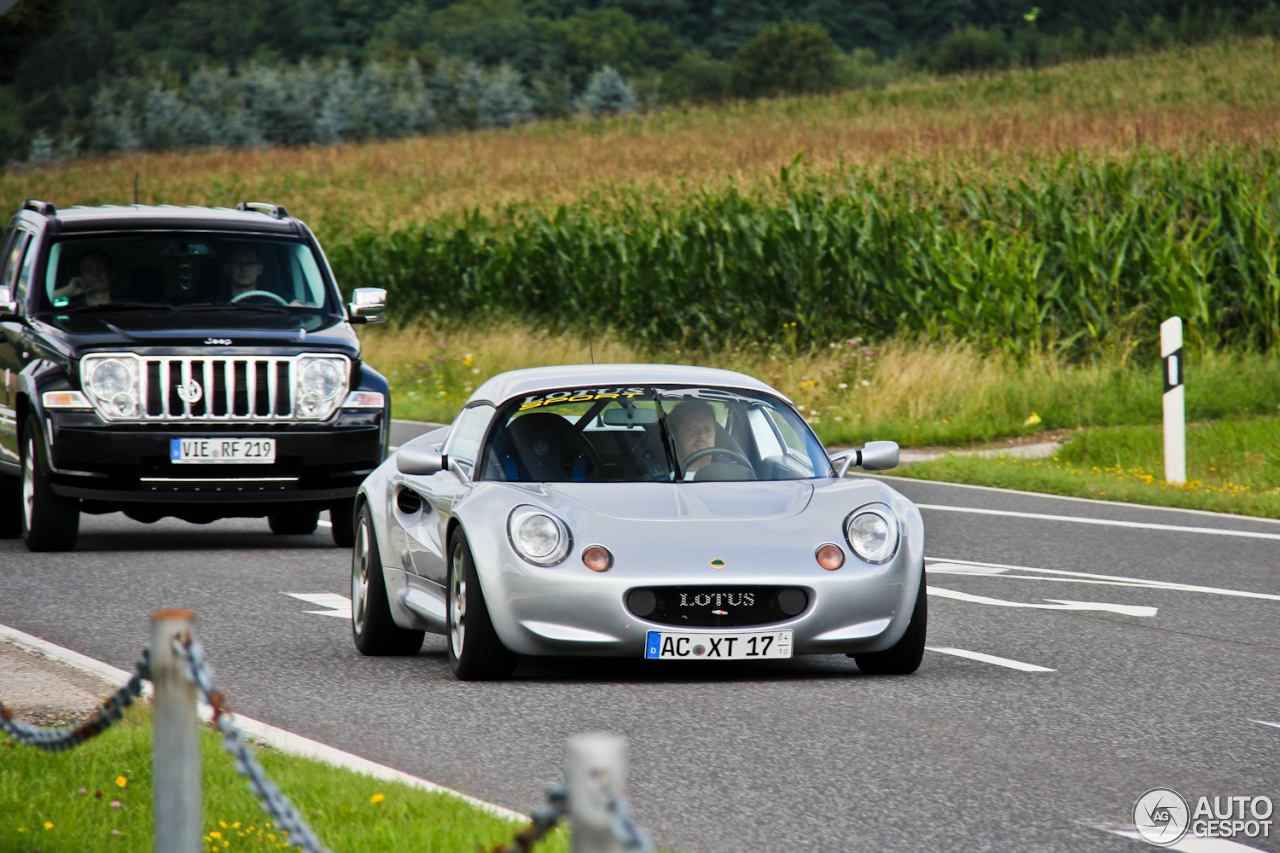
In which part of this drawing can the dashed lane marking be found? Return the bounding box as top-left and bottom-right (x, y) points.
(927, 557), (1280, 604)
(925, 646), (1055, 672)
(1092, 824), (1270, 852)
(927, 586), (1158, 617)
(918, 504), (1280, 541)
(284, 593), (351, 619)
(1253, 720), (1280, 730)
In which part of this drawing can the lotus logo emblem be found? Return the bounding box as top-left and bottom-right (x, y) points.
(177, 379), (203, 405)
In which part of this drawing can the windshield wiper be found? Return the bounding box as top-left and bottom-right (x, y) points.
(59, 303), (177, 315)
(652, 394), (683, 483)
(176, 302), (290, 315)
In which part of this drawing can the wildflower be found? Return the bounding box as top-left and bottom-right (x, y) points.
(116, 775), (128, 787)
(44, 822), (54, 830)
(1023, 412), (1042, 426)
(111, 800), (122, 808)
(837, 383), (848, 389)
(370, 793), (386, 804)
(112, 829), (121, 836)
(80, 787), (88, 794)
(860, 380), (870, 387)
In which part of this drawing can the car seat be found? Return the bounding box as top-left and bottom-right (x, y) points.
(495, 412), (595, 482)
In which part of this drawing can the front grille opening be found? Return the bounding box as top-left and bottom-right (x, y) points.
(190, 361), (207, 417)
(626, 585), (809, 628)
(275, 362), (291, 416)
(146, 362), (163, 415)
(233, 361), (249, 416)
(212, 363), (228, 416)
(254, 361), (270, 416)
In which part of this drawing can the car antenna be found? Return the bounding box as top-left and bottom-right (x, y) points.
(133, 173), (139, 205)
(589, 337), (595, 364)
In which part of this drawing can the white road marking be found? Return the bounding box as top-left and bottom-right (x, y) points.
(927, 557), (1280, 604)
(1253, 720), (1280, 730)
(927, 586), (1158, 617)
(1095, 824), (1270, 852)
(918, 504), (1280, 541)
(284, 592), (352, 619)
(926, 646), (1055, 672)
(872, 472), (1280, 525)
(0, 621), (527, 824)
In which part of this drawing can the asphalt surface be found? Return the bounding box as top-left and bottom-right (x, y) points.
(3, 424), (1278, 853)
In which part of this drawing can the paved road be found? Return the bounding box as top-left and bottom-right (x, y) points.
(3, 430), (1278, 852)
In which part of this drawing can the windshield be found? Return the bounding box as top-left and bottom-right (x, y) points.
(35, 234), (340, 328)
(479, 386), (833, 483)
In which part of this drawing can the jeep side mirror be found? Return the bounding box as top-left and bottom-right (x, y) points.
(349, 287), (386, 324)
(0, 285), (17, 318)
(396, 446), (444, 476)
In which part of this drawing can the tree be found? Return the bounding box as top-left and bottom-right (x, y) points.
(0, 0), (69, 84)
(578, 66), (638, 116)
(729, 21), (839, 99)
(541, 8), (685, 89)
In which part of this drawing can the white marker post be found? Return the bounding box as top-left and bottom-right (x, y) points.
(1160, 317), (1186, 485)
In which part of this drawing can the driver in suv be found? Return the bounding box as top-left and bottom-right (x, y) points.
(0, 200), (390, 552)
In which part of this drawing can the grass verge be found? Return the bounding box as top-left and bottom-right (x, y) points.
(0, 704), (560, 853)
(892, 415), (1280, 518)
(361, 322), (1280, 448)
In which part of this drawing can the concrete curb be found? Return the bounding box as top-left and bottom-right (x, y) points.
(0, 622), (528, 824)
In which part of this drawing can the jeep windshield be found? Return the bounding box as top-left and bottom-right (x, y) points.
(477, 386), (834, 483)
(34, 234), (343, 330)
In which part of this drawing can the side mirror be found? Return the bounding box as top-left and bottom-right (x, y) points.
(832, 441), (900, 476)
(0, 285), (17, 318)
(349, 287), (387, 324)
(858, 440), (899, 471)
(396, 446), (445, 476)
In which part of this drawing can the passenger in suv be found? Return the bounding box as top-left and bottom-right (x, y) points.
(0, 200), (391, 551)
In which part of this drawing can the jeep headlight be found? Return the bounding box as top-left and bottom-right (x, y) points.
(82, 356), (140, 419)
(508, 505), (571, 566)
(294, 356), (349, 420)
(844, 503), (900, 564)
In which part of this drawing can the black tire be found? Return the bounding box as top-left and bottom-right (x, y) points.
(0, 483), (21, 538)
(268, 508), (320, 535)
(330, 498), (355, 547)
(21, 418), (79, 552)
(447, 529), (517, 681)
(853, 571), (927, 675)
(351, 503), (424, 656)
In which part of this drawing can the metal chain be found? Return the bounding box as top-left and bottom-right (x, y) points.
(0, 650), (150, 752)
(490, 786), (568, 853)
(173, 635), (333, 853)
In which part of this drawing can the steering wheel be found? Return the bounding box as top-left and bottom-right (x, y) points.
(231, 289), (289, 306)
(681, 446), (753, 472)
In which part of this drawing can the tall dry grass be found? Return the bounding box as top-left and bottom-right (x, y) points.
(4, 38), (1280, 242)
(361, 322), (1280, 446)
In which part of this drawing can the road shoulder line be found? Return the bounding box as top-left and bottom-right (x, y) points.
(0, 622), (527, 824)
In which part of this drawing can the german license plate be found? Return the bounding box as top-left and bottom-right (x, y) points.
(644, 630), (792, 660)
(170, 438), (276, 464)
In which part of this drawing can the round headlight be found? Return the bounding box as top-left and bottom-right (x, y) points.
(507, 506), (571, 566)
(89, 358), (134, 399)
(844, 505), (900, 564)
(301, 359), (344, 399)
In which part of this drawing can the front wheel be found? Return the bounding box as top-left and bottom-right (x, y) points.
(447, 529), (516, 681)
(351, 503), (424, 656)
(852, 571), (927, 675)
(21, 419), (79, 552)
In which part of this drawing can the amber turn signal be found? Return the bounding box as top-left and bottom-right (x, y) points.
(815, 544), (845, 571)
(582, 545), (614, 572)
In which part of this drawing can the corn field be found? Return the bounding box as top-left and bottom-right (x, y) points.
(331, 145), (1280, 356)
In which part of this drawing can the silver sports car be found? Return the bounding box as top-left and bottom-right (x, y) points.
(351, 364), (926, 680)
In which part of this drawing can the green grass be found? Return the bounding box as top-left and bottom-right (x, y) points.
(0, 705), (562, 853)
(892, 414), (1280, 518)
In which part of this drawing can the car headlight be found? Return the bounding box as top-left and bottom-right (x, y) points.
(844, 504), (900, 564)
(507, 505), (571, 566)
(82, 356), (140, 419)
(294, 356), (349, 419)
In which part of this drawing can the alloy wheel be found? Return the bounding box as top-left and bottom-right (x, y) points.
(450, 543), (467, 656)
(21, 435), (35, 532)
(351, 519), (370, 635)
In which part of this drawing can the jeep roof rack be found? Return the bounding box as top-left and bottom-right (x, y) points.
(23, 199), (57, 217)
(236, 202), (290, 219)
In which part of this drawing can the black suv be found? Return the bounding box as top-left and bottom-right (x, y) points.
(0, 200), (391, 551)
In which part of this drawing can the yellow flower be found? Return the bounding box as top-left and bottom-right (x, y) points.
(1023, 412), (1042, 426)
(44, 822), (54, 830)
(370, 793), (386, 804)
(210, 831), (223, 840)
(116, 775), (128, 788)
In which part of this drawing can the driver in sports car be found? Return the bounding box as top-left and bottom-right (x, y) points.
(667, 399), (753, 481)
